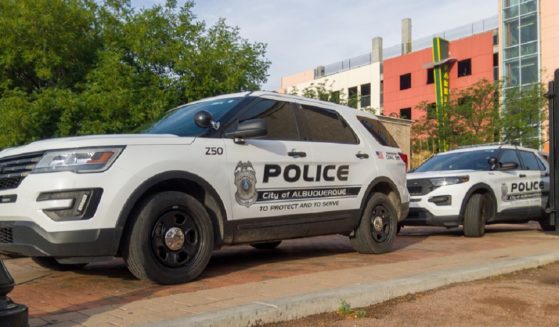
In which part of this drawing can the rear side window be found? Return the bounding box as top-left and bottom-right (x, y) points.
(498, 149), (521, 168)
(236, 100), (300, 141)
(299, 105), (358, 144)
(518, 150), (544, 171)
(358, 117), (399, 148)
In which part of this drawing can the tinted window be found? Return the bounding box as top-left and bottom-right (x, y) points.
(359, 117), (399, 148)
(518, 150), (543, 171)
(299, 105), (358, 144)
(414, 149), (498, 172)
(498, 149), (522, 168)
(237, 100), (299, 141)
(145, 97), (243, 136)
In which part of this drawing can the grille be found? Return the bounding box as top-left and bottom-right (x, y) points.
(0, 152), (43, 191)
(407, 179), (434, 196)
(0, 228), (13, 243)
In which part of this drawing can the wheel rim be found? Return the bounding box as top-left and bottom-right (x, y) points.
(151, 209), (200, 268)
(370, 205), (392, 243)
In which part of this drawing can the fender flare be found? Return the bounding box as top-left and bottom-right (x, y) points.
(115, 171), (228, 248)
(360, 177), (404, 220)
(459, 183), (498, 223)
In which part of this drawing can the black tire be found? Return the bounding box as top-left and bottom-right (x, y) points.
(123, 191), (214, 285)
(397, 223), (403, 234)
(31, 257), (87, 271)
(463, 193), (492, 237)
(250, 241), (282, 250)
(539, 215), (555, 231)
(350, 193), (398, 254)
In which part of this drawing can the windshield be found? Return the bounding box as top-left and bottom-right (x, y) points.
(144, 97), (244, 136)
(414, 148), (499, 172)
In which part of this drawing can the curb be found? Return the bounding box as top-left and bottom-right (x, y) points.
(146, 251), (559, 327)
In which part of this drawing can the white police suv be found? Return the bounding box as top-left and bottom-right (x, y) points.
(404, 144), (551, 237)
(0, 91), (409, 284)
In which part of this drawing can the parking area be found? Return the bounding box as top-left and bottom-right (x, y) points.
(6, 222), (558, 326)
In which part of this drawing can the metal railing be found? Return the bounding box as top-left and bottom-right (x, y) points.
(320, 16), (498, 77)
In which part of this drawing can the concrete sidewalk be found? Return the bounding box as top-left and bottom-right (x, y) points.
(8, 224), (559, 327)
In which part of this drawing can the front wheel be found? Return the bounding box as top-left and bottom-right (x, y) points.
(123, 191), (214, 285)
(463, 193), (492, 237)
(350, 193), (398, 254)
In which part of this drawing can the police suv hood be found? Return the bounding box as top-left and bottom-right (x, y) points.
(407, 170), (477, 180)
(0, 134), (195, 158)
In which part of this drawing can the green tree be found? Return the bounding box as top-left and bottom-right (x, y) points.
(0, 0), (270, 147)
(411, 79), (546, 158)
(289, 80), (347, 105)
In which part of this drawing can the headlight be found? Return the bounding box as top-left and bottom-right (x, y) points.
(430, 176), (469, 188)
(32, 147), (124, 174)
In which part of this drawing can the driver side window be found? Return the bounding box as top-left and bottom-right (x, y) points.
(234, 100), (300, 141)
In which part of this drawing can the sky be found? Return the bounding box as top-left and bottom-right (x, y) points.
(131, 0), (498, 91)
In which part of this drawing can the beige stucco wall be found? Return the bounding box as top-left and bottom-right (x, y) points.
(279, 69), (314, 94)
(377, 116), (412, 158)
(540, 0), (559, 82)
(283, 63), (383, 114)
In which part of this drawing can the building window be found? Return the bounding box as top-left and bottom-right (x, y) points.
(458, 59), (472, 77)
(348, 86), (358, 108)
(360, 83), (371, 108)
(400, 108), (411, 120)
(427, 68), (434, 84)
(400, 73), (411, 90)
(330, 91), (340, 104)
(380, 80), (384, 107)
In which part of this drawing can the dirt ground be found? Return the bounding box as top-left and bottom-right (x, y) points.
(264, 261), (559, 327)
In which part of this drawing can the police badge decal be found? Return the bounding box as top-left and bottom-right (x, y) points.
(234, 161), (258, 207)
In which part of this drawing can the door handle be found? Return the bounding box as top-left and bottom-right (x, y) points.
(287, 150), (307, 158)
(519, 174), (526, 178)
(356, 152), (369, 159)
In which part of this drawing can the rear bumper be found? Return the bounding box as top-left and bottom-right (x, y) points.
(403, 208), (460, 227)
(0, 221), (120, 257)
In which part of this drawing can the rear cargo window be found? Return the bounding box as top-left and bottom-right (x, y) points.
(358, 117), (399, 148)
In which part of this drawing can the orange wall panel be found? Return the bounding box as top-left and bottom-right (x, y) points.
(383, 32), (495, 120)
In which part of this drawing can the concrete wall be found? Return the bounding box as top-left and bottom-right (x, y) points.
(377, 116), (412, 158)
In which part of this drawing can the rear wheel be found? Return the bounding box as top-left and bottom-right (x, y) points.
(463, 193), (492, 237)
(31, 257), (86, 271)
(539, 215), (555, 231)
(250, 241), (282, 250)
(123, 191), (214, 285)
(350, 193), (398, 254)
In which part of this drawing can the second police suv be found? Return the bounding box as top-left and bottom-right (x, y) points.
(404, 144), (552, 236)
(0, 92), (409, 284)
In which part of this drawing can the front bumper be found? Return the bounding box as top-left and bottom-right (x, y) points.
(0, 221), (120, 257)
(403, 208), (460, 227)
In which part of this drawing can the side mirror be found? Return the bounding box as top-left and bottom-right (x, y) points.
(500, 162), (519, 171)
(194, 111), (219, 130)
(224, 119), (267, 142)
(488, 157), (498, 170)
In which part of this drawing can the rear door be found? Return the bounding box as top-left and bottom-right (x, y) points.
(295, 104), (369, 215)
(517, 150), (549, 214)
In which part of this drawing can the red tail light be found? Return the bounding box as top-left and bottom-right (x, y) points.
(399, 152), (408, 171)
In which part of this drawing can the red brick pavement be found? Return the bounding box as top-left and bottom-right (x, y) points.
(5, 223), (549, 319)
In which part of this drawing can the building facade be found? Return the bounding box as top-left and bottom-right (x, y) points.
(279, 0), (559, 150)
